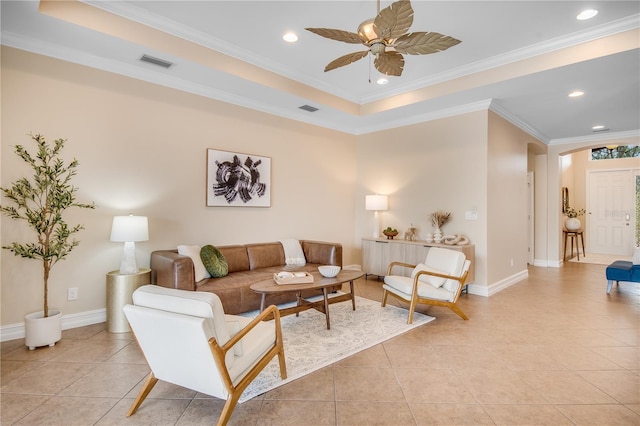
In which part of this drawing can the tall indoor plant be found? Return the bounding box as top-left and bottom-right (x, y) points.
(1, 133), (94, 349)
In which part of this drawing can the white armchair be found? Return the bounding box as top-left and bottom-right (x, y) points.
(123, 285), (286, 426)
(381, 247), (471, 323)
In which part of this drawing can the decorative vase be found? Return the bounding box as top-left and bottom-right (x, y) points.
(565, 218), (581, 231)
(433, 227), (443, 243)
(425, 232), (433, 243)
(24, 310), (62, 350)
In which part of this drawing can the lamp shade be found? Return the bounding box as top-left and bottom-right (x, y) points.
(365, 195), (388, 211)
(110, 215), (149, 242)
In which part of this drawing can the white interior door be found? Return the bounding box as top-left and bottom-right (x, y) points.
(587, 169), (635, 255)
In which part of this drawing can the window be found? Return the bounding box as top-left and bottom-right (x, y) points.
(591, 145), (640, 160)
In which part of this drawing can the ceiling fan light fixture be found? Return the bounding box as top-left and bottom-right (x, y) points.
(357, 18), (379, 42)
(377, 77), (389, 85)
(307, 0), (460, 77)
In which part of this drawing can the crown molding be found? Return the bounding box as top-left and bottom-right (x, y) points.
(1, 31), (358, 134)
(549, 129), (640, 146)
(488, 100), (549, 144)
(83, 0), (360, 103)
(354, 99), (493, 135)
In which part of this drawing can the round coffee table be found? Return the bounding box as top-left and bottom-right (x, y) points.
(250, 269), (364, 330)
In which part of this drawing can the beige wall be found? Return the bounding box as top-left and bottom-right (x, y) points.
(1, 47), (357, 326)
(354, 112), (489, 289)
(487, 111), (532, 284)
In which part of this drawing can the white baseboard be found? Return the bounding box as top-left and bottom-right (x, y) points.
(0, 309), (107, 342)
(467, 269), (528, 297)
(533, 259), (562, 268)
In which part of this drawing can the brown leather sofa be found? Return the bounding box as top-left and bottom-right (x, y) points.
(150, 240), (342, 314)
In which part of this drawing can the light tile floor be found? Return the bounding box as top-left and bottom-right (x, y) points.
(1, 262), (639, 425)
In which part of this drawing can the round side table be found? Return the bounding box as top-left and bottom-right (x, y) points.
(106, 268), (151, 333)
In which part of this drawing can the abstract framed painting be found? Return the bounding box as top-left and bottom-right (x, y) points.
(206, 149), (271, 207)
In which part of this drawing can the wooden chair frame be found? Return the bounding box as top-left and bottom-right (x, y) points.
(127, 304), (286, 426)
(382, 261), (470, 323)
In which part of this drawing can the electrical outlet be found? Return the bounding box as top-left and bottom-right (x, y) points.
(68, 287), (78, 301)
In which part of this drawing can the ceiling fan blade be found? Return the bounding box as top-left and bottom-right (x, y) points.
(393, 32), (461, 55)
(374, 51), (404, 76)
(324, 50), (370, 72)
(305, 28), (366, 44)
(374, 0), (414, 41)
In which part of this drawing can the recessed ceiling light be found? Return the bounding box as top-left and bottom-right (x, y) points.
(568, 90), (584, 98)
(592, 125), (607, 131)
(577, 9), (598, 20)
(283, 32), (298, 43)
(377, 78), (389, 85)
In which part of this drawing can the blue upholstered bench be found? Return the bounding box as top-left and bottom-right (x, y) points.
(606, 261), (640, 293)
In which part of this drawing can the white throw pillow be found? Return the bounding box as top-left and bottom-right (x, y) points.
(411, 263), (448, 288)
(177, 245), (211, 282)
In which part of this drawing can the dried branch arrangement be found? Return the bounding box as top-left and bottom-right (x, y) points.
(430, 210), (452, 228)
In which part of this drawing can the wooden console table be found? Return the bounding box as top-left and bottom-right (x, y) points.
(362, 238), (475, 283)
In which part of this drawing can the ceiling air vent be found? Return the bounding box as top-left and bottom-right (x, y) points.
(139, 54), (174, 69)
(592, 127), (610, 133)
(299, 104), (319, 112)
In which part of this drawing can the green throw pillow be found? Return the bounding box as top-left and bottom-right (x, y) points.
(200, 245), (228, 278)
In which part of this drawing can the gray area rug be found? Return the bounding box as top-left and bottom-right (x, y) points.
(239, 296), (434, 402)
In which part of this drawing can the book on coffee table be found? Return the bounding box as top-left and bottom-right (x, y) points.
(273, 271), (314, 285)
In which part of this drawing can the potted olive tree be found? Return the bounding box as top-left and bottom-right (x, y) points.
(1, 133), (94, 349)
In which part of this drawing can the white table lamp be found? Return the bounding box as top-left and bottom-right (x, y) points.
(110, 215), (149, 274)
(365, 195), (388, 238)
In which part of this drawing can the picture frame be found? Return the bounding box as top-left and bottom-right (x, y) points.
(206, 149), (271, 207)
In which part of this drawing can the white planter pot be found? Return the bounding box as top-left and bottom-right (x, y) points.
(564, 218), (582, 231)
(24, 310), (62, 350)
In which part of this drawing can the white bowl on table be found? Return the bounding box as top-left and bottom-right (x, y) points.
(318, 265), (341, 278)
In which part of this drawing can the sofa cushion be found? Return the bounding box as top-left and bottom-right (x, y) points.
(383, 276), (453, 302)
(178, 245), (210, 282)
(217, 245), (250, 273)
(246, 243), (285, 270)
(200, 245), (229, 278)
(411, 263), (447, 288)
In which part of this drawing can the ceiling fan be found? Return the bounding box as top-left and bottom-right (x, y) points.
(306, 0), (461, 77)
